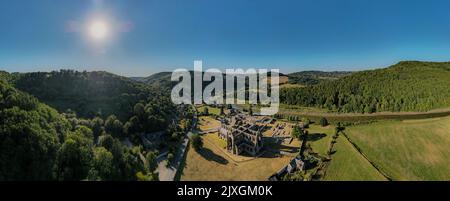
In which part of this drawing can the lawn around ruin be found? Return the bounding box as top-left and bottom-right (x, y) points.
(180, 133), (296, 181)
(180, 115), (300, 181)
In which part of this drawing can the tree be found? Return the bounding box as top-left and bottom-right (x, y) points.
(145, 151), (158, 173)
(0, 107), (61, 180)
(291, 125), (305, 140)
(167, 153), (174, 166)
(120, 147), (146, 180)
(105, 115), (124, 138)
(335, 122), (345, 134)
(136, 171), (158, 181)
(133, 103), (145, 119)
(75, 126), (94, 141)
(191, 134), (203, 151)
(203, 107), (209, 116)
(90, 117), (104, 140)
(301, 118), (310, 128)
(54, 133), (93, 181)
(319, 117), (328, 127)
(88, 147), (114, 181)
(183, 119), (192, 132)
(124, 116), (141, 135)
(98, 134), (114, 151)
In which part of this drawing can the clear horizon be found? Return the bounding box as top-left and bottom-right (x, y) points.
(2, 0), (450, 76)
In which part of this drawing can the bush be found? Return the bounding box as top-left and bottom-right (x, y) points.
(191, 134), (203, 151)
(319, 117), (328, 127)
(301, 117), (310, 128)
(167, 153), (174, 166)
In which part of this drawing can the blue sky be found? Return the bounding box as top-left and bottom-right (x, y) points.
(1, 0), (450, 76)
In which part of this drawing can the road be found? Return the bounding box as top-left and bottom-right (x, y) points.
(156, 105), (197, 181)
(157, 137), (189, 181)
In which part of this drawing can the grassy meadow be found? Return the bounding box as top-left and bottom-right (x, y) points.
(345, 116), (450, 180)
(197, 105), (222, 116)
(307, 125), (334, 157)
(180, 133), (295, 181)
(323, 136), (388, 181)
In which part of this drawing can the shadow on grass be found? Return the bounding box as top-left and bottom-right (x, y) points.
(304, 133), (327, 142)
(174, 143), (190, 181)
(261, 137), (300, 157)
(197, 147), (229, 165)
(277, 144), (300, 153)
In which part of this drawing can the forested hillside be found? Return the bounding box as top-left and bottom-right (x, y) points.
(0, 79), (161, 180)
(8, 69), (180, 145)
(10, 70), (168, 121)
(281, 61), (450, 113)
(287, 71), (352, 85)
(0, 70), (187, 181)
(143, 72), (173, 88)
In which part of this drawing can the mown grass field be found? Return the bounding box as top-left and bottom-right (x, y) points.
(180, 133), (294, 181)
(345, 116), (450, 180)
(307, 125), (334, 157)
(197, 105), (221, 116)
(323, 135), (388, 181)
(180, 115), (299, 181)
(197, 116), (221, 131)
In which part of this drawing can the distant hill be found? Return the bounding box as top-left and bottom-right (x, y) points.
(142, 70), (346, 89)
(287, 71), (353, 86)
(143, 72), (173, 88)
(143, 71), (289, 89)
(10, 70), (157, 120)
(281, 61), (450, 113)
(128, 77), (148, 83)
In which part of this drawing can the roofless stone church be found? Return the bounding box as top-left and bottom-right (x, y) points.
(218, 111), (264, 156)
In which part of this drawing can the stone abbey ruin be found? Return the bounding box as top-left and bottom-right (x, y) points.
(218, 112), (266, 156)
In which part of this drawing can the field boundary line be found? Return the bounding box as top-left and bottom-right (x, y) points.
(341, 131), (393, 181)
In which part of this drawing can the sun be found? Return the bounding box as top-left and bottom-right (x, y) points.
(88, 20), (109, 41)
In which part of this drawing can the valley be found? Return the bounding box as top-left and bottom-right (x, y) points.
(1, 60), (450, 181)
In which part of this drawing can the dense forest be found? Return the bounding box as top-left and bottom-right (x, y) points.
(0, 71), (188, 180)
(287, 71), (352, 85)
(11, 70), (163, 120)
(141, 62), (450, 113)
(141, 72), (173, 88)
(281, 61), (450, 113)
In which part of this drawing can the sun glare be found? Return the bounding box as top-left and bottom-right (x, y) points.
(89, 20), (109, 41)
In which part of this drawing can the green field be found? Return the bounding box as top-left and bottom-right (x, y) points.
(324, 136), (387, 181)
(307, 125), (334, 157)
(345, 116), (450, 180)
(197, 105), (222, 116)
(180, 134), (294, 181)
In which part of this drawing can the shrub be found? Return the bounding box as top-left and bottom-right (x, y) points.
(319, 117), (328, 127)
(191, 134), (203, 151)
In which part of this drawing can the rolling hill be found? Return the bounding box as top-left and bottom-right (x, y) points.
(287, 71), (353, 86)
(0, 77), (155, 181)
(281, 61), (450, 113)
(9, 70), (159, 120)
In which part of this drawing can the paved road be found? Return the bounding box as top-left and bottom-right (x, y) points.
(157, 137), (189, 181)
(157, 105), (197, 181)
